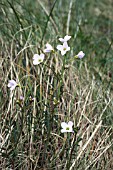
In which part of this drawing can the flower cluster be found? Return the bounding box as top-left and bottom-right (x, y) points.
(32, 34), (85, 66)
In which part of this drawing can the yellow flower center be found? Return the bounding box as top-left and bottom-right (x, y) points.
(63, 48), (66, 51)
(66, 127), (70, 130)
(38, 59), (42, 62)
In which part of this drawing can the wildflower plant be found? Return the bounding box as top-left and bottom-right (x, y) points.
(5, 33), (87, 170)
(1, 2), (113, 170)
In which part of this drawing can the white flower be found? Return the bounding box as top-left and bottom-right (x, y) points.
(59, 35), (71, 43)
(33, 53), (45, 65)
(57, 42), (70, 56)
(29, 96), (35, 102)
(61, 121), (74, 133)
(44, 43), (54, 53)
(76, 51), (85, 59)
(20, 96), (24, 101)
(8, 80), (17, 91)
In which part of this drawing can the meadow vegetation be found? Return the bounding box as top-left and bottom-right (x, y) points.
(0, 0), (113, 169)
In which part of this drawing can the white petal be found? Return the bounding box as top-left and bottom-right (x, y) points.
(33, 54), (39, 60)
(40, 53), (45, 60)
(61, 50), (67, 56)
(61, 122), (67, 128)
(44, 49), (51, 53)
(8, 81), (12, 87)
(78, 51), (83, 55)
(63, 42), (68, 48)
(8, 83), (11, 87)
(59, 38), (65, 42)
(57, 45), (63, 51)
(64, 35), (71, 41)
(46, 43), (52, 49)
(9, 80), (14, 83)
(10, 80), (17, 84)
(61, 129), (67, 133)
(33, 59), (40, 65)
(66, 47), (70, 52)
(68, 121), (73, 126)
(68, 129), (73, 132)
(10, 86), (16, 91)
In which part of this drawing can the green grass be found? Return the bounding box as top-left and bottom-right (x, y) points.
(0, 0), (113, 169)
